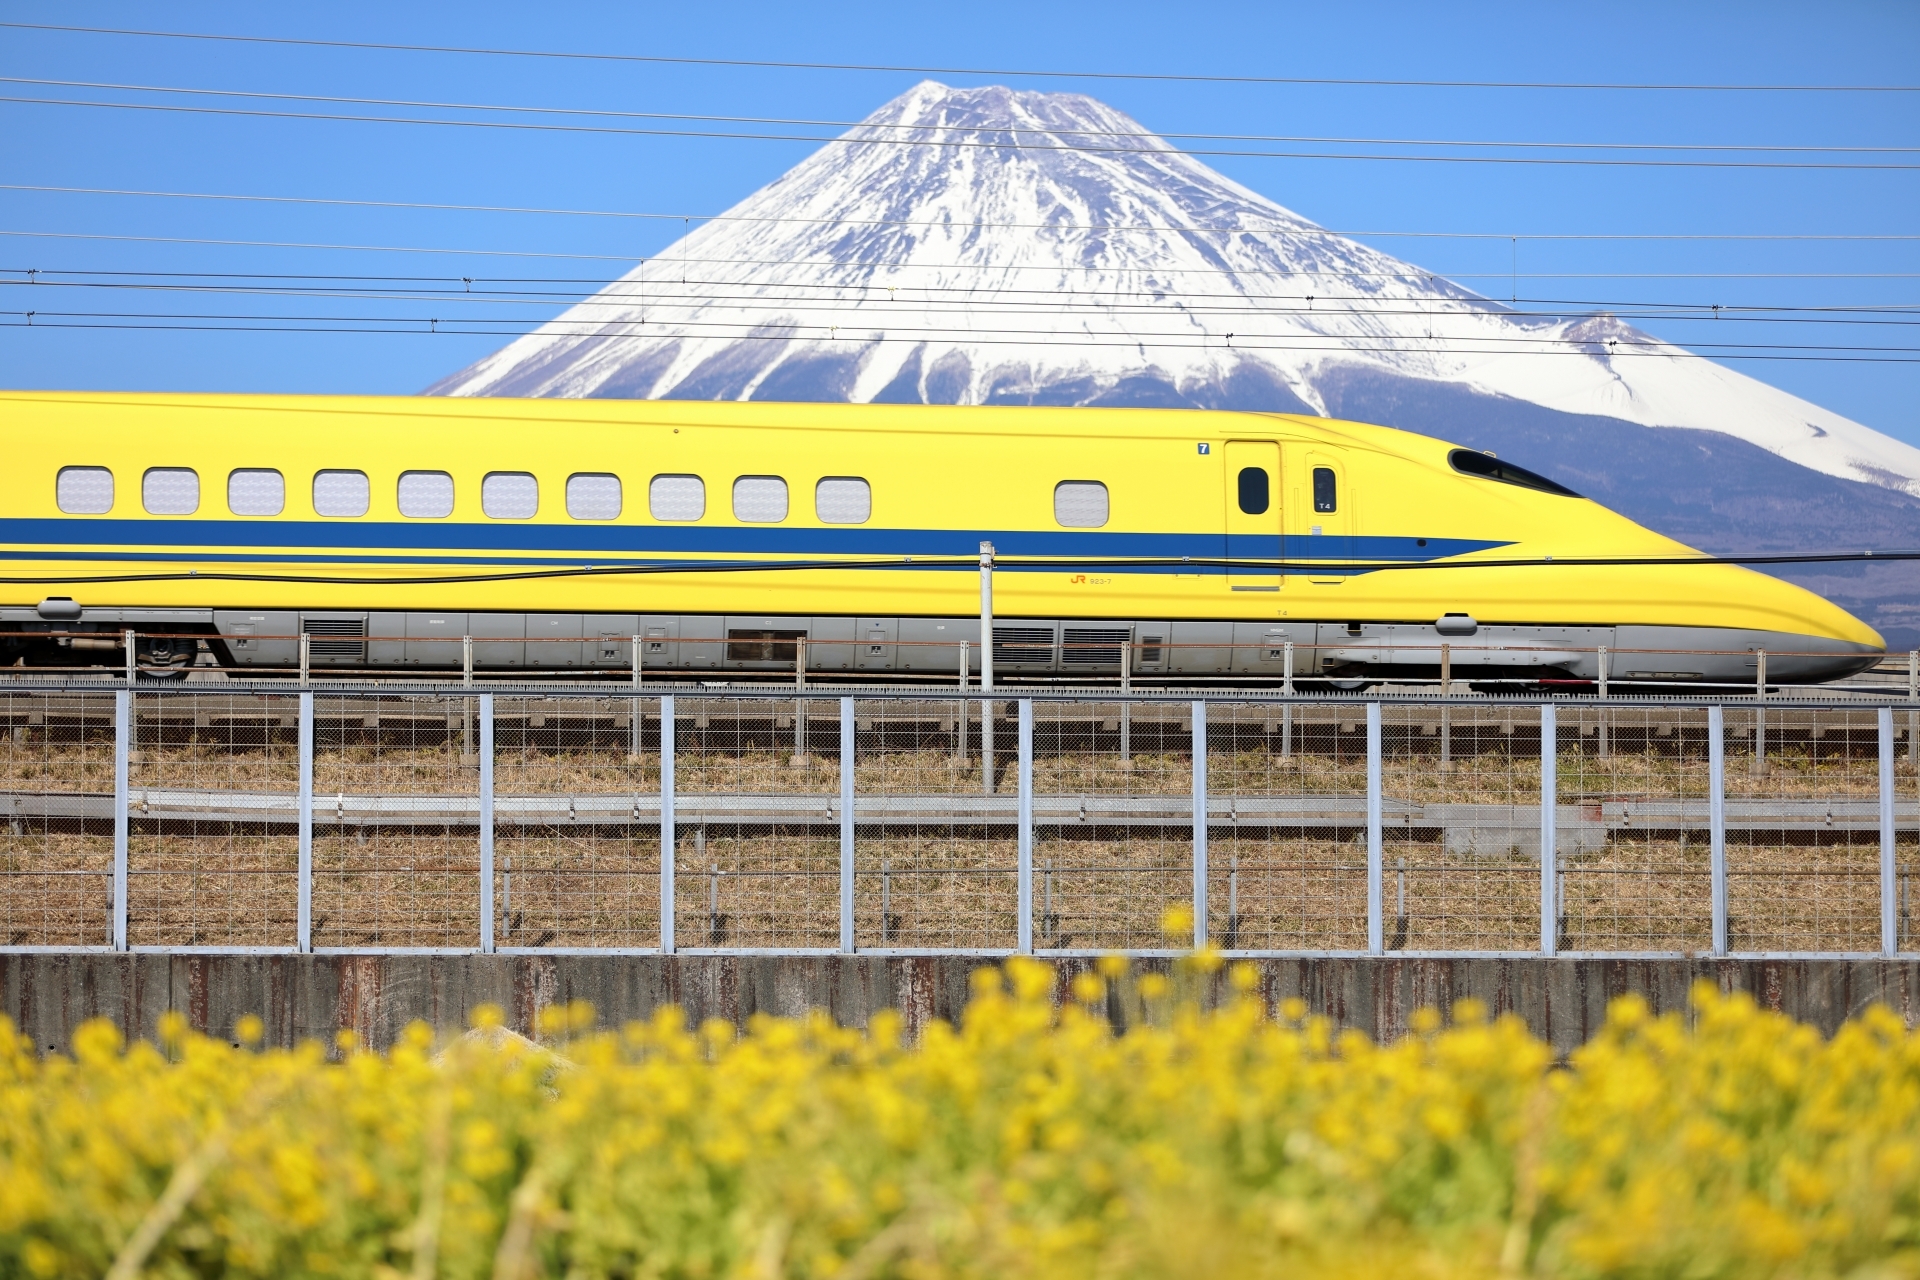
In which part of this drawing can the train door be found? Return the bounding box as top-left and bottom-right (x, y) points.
(1223, 441), (1281, 591)
(1300, 450), (1352, 583)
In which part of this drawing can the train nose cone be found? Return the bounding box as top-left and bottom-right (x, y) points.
(1765, 636), (1885, 684)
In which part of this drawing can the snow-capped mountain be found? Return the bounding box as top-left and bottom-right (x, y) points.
(430, 80), (1920, 498)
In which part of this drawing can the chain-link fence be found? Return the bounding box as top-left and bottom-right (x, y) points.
(494, 694), (660, 950)
(1551, 703), (1713, 952)
(675, 695), (840, 950)
(311, 691), (480, 948)
(1724, 705), (1887, 953)
(0, 690), (117, 947)
(854, 697), (1017, 951)
(1, 679), (1915, 957)
(127, 689), (300, 948)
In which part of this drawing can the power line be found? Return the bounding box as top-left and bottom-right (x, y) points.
(7, 92), (1919, 169)
(7, 273), (1918, 323)
(7, 232), (1920, 298)
(5, 228), (1917, 310)
(5, 21), (1916, 93)
(8, 309), (1918, 361)
(15, 235), (1920, 295)
(5, 75), (1913, 155)
(8, 183), (1917, 240)
(0, 227), (653, 262)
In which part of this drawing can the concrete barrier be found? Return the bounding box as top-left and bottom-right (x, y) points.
(5, 954), (1919, 1058)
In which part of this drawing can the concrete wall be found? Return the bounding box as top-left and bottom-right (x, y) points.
(6, 954), (1919, 1058)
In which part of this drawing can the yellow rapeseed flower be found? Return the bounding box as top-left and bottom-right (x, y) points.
(0, 969), (1915, 1277)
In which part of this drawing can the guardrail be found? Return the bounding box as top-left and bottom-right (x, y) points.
(0, 680), (1915, 959)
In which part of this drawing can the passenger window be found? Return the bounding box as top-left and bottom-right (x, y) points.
(1053, 480), (1108, 528)
(567, 473), (622, 520)
(1236, 467), (1270, 515)
(482, 472), (538, 520)
(142, 468), (199, 516)
(815, 477), (871, 524)
(397, 471), (454, 519)
(732, 476), (788, 523)
(313, 470), (370, 518)
(649, 474), (705, 521)
(1312, 467), (1337, 514)
(228, 469), (284, 517)
(56, 466), (113, 514)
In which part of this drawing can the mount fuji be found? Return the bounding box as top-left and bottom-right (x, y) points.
(429, 81), (1920, 646)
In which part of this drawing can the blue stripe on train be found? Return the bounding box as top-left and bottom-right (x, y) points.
(0, 517), (1507, 564)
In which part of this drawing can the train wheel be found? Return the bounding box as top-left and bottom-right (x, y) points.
(134, 635), (199, 680)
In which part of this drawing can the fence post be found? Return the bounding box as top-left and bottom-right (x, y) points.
(1120, 640), (1132, 765)
(980, 542), (995, 694)
(840, 696), (855, 953)
(1366, 702), (1383, 956)
(124, 628), (136, 685)
(983, 699), (996, 797)
(297, 690), (313, 952)
(1881, 707), (1897, 957)
(1192, 699), (1208, 950)
(479, 694), (495, 955)
(1017, 698), (1033, 955)
(1752, 651), (1768, 777)
(955, 640), (969, 766)
(1596, 644), (1609, 759)
(660, 694), (676, 955)
(630, 634), (643, 760)
(1439, 643), (1451, 772)
(795, 637), (808, 764)
(1282, 640), (1295, 759)
(113, 687), (129, 951)
(1540, 703), (1558, 957)
(1710, 705), (1727, 956)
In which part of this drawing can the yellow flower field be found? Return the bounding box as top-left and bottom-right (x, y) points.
(2, 959), (1917, 1278)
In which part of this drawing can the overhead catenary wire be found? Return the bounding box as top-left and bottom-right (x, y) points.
(5, 21), (1916, 93)
(2, 75), (1912, 157)
(7, 183), (1919, 240)
(7, 91), (1918, 169)
(8, 310), (1916, 362)
(5, 273), (1918, 325)
(5, 237), (1918, 301)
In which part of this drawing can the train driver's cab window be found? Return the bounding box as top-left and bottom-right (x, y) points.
(649, 474), (705, 521)
(1237, 466), (1270, 515)
(815, 477), (871, 524)
(1312, 467), (1338, 514)
(567, 473), (622, 520)
(732, 476), (788, 523)
(56, 466), (114, 514)
(313, 470), (370, 518)
(228, 469), (285, 517)
(143, 468), (199, 516)
(1053, 480), (1108, 528)
(397, 470), (454, 519)
(482, 472), (538, 520)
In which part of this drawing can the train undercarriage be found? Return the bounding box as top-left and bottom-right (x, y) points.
(0, 602), (1885, 689)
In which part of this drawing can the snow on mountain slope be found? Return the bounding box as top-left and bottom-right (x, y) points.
(428, 80), (1920, 495)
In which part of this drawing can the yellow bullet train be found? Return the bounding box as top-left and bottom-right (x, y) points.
(0, 391), (1884, 685)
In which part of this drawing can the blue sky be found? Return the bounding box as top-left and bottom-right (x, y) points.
(1, 1), (1915, 440)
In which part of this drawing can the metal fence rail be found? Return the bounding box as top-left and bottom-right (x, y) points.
(1, 679), (1915, 957)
